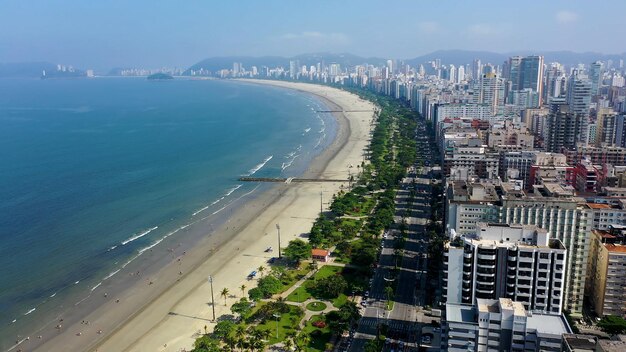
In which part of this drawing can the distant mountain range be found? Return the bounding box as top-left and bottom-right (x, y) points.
(187, 50), (626, 73)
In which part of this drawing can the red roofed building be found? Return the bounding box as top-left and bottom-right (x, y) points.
(311, 249), (330, 262)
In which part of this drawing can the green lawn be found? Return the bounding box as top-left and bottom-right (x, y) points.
(306, 301), (327, 312)
(255, 304), (304, 344)
(286, 285), (311, 302)
(332, 293), (349, 308)
(303, 315), (332, 352)
(345, 196), (376, 217)
(286, 266), (341, 303)
(313, 265), (342, 279)
(271, 264), (312, 296)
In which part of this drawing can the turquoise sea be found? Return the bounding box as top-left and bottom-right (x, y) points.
(0, 77), (336, 347)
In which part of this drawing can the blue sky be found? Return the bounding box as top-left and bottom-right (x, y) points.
(0, 0), (624, 69)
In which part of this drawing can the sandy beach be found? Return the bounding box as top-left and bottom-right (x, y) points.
(28, 80), (375, 352)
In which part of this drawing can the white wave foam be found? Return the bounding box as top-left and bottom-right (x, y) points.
(74, 281), (80, 284)
(304, 128), (311, 133)
(108, 245), (118, 251)
(212, 205), (228, 215)
(314, 135), (326, 149)
(75, 296), (90, 306)
(104, 269), (120, 280)
(193, 185), (242, 217)
(24, 308), (36, 316)
(11, 319), (16, 323)
(192, 205), (210, 216)
(281, 154), (300, 171)
(91, 282), (102, 292)
(50, 292), (57, 298)
(245, 155), (273, 176)
(225, 184), (242, 197)
(121, 226), (158, 245)
(136, 223), (186, 256)
(138, 238), (164, 255)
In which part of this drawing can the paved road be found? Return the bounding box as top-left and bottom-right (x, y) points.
(347, 167), (437, 352)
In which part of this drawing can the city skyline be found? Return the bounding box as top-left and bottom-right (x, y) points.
(1, 0), (626, 70)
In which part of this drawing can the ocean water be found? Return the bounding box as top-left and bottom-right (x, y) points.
(0, 77), (336, 346)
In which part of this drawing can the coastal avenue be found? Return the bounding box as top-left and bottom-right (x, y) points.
(346, 157), (441, 351)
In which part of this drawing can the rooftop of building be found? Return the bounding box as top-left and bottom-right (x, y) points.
(477, 298), (526, 316)
(586, 203), (612, 209)
(562, 334), (598, 351)
(604, 243), (626, 254)
(604, 186), (626, 192)
(598, 339), (626, 352)
(526, 311), (572, 335)
(445, 303), (476, 324)
(449, 179), (586, 204)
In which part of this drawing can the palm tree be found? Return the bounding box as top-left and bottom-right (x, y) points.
(258, 265), (265, 277)
(295, 332), (310, 351)
(249, 329), (267, 352)
(235, 325), (247, 352)
(224, 335), (237, 351)
(384, 286), (394, 309)
(221, 287), (230, 306)
(240, 284), (246, 298)
(285, 331), (297, 351)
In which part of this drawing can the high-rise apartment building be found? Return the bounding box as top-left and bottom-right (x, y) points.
(444, 180), (617, 315)
(519, 56), (544, 94)
(587, 225), (626, 318)
(444, 223), (567, 314)
(443, 298), (571, 352)
(589, 61), (603, 96)
(545, 104), (587, 152)
(567, 74), (592, 117)
(478, 73), (504, 115)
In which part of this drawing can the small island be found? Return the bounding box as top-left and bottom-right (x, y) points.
(147, 72), (174, 80)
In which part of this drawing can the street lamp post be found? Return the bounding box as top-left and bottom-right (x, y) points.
(276, 223), (281, 259)
(273, 313), (281, 339)
(207, 275), (215, 321)
(320, 189), (323, 214)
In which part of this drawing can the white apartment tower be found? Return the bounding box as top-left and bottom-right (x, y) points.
(444, 298), (571, 352)
(444, 223), (567, 314)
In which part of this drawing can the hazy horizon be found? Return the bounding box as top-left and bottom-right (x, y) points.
(1, 0), (626, 70)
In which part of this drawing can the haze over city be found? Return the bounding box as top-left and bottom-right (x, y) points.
(1, 0), (625, 69)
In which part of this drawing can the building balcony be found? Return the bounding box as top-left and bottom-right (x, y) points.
(518, 256), (534, 263)
(476, 288), (495, 294)
(478, 254), (496, 260)
(477, 263), (496, 269)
